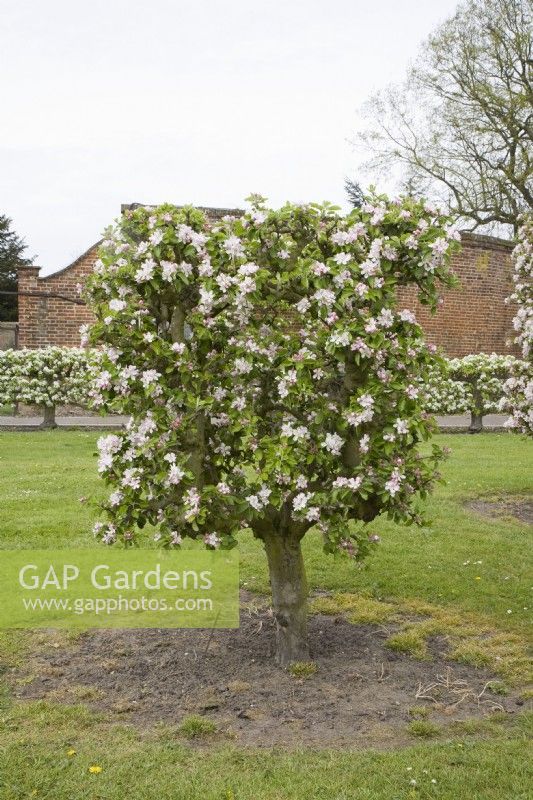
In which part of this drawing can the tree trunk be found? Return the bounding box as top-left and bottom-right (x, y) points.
(468, 410), (483, 433)
(468, 383), (484, 433)
(40, 405), (57, 429)
(262, 531), (309, 667)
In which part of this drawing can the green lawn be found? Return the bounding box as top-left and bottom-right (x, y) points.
(0, 431), (531, 798)
(1, 703), (531, 800)
(1, 431), (531, 631)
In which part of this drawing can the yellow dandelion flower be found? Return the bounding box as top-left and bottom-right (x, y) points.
(88, 765), (103, 774)
(475, 576), (481, 580)
(67, 748), (76, 757)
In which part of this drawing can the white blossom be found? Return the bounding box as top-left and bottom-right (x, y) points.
(322, 432), (343, 455)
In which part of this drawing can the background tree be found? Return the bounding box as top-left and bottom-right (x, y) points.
(356, 0), (532, 235)
(86, 196), (458, 666)
(344, 178), (365, 208)
(0, 215), (33, 321)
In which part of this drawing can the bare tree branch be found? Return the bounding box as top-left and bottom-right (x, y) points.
(356, 0), (532, 235)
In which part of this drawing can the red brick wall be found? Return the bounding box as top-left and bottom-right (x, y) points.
(397, 233), (517, 356)
(18, 244), (98, 348)
(18, 231), (517, 356)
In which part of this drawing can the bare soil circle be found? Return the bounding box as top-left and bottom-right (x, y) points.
(466, 497), (533, 525)
(11, 604), (523, 749)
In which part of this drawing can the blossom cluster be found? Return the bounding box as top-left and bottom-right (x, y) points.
(501, 216), (533, 435)
(85, 194), (459, 556)
(0, 347), (92, 409)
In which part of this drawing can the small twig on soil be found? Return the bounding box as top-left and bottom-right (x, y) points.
(415, 683), (440, 704)
(477, 682), (505, 711)
(204, 611), (221, 654)
(242, 599), (263, 617)
(369, 625), (394, 639)
(415, 668), (502, 710)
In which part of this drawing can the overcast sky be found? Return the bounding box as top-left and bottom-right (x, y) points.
(1, 0), (460, 275)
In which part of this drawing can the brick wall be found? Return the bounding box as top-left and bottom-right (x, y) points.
(397, 232), (517, 356)
(18, 229), (517, 356)
(18, 244), (98, 348)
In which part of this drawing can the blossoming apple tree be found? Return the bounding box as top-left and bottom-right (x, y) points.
(0, 346), (90, 427)
(85, 195), (459, 665)
(501, 216), (533, 435)
(423, 353), (525, 432)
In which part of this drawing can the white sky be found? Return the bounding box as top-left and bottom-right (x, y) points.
(1, 0), (459, 275)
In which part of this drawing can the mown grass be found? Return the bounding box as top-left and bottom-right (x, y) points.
(311, 591), (532, 685)
(0, 701), (532, 800)
(0, 430), (532, 798)
(1, 432), (530, 630)
(178, 714), (217, 739)
(0, 431), (105, 549)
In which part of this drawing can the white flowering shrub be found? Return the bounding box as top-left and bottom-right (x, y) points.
(422, 353), (525, 430)
(0, 347), (92, 425)
(420, 364), (471, 415)
(85, 194), (459, 664)
(450, 353), (522, 414)
(501, 216), (533, 435)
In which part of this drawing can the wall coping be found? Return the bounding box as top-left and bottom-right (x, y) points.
(37, 240), (103, 281)
(121, 203), (245, 219)
(18, 264), (41, 272)
(459, 231), (514, 251)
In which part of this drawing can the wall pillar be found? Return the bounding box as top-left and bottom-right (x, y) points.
(17, 265), (42, 348)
